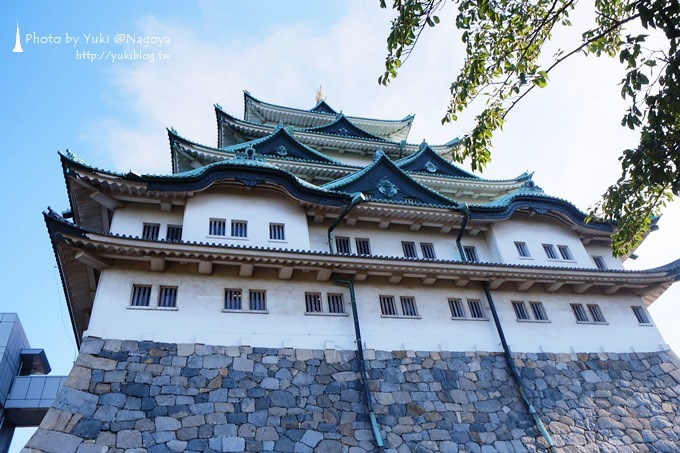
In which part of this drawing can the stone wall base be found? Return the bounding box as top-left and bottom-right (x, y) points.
(22, 339), (680, 452)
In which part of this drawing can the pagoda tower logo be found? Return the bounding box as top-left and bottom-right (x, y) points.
(13, 22), (23, 53)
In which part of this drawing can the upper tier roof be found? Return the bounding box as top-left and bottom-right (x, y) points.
(243, 91), (415, 142)
(396, 141), (478, 179)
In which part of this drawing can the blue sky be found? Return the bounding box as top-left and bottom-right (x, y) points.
(2, 2), (679, 450)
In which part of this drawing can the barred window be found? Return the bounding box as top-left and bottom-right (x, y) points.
(328, 293), (345, 314)
(515, 241), (530, 258)
(231, 220), (248, 238)
(512, 301), (530, 320)
(131, 285), (151, 307)
(142, 223), (160, 240)
(224, 289), (242, 310)
(380, 295), (397, 316)
(402, 241), (417, 258)
(269, 223), (285, 241)
(166, 225), (183, 242)
(335, 236), (351, 254)
(571, 304), (588, 322)
(305, 292), (322, 313)
(249, 290), (266, 311)
(448, 298), (466, 318)
(530, 302), (548, 321)
(355, 238), (371, 256)
(558, 245), (573, 260)
(463, 246), (479, 263)
(587, 304), (606, 323)
(593, 256), (607, 270)
(420, 243), (436, 260)
(468, 299), (485, 319)
(631, 306), (651, 324)
(158, 286), (178, 308)
(209, 218), (226, 236)
(542, 244), (558, 260)
(400, 296), (419, 317)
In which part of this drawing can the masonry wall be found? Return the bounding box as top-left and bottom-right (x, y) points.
(23, 338), (680, 452)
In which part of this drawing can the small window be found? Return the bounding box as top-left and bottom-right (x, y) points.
(328, 293), (345, 314)
(463, 246), (479, 263)
(558, 245), (573, 260)
(468, 299), (485, 319)
(224, 289), (242, 310)
(209, 218), (226, 236)
(355, 238), (371, 256)
(512, 301), (530, 320)
(530, 302), (548, 321)
(335, 236), (351, 254)
(131, 285), (152, 307)
(542, 244), (558, 260)
(515, 241), (531, 258)
(269, 223), (285, 241)
(166, 225), (183, 242)
(380, 295), (397, 316)
(587, 304), (606, 323)
(249, 290), (266, 311)
(631, 306), (651, 324)
(158, 286), (178, 308)
(305, 292), (322, 313)
(448, 298), (466, 318)
(402, 241), (418, 258)
(231, 220), (248, 238)
(400, 296), (419, 317)
(142, 223), (160, 240)
(420, 243), (436, 260)
(571, 304), (588, 322)
(593, 256), (607, 270)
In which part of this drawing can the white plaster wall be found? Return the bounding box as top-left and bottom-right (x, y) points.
(182, 191), (310, 250)
(584, 244), (625, 270)
(109, 205), (184, 239)
(489, 219), (592, 267)
(87, 268), (667, 353)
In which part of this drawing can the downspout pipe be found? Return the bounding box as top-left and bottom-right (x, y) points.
(454, 203), (470, 261)
(328, 192), (366, 253)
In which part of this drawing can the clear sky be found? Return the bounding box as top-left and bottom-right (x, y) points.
(2, 2), (678, 450)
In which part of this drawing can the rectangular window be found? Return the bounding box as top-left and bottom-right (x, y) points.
(402, 241), (418, 258)
(463, 246), (479, 263)
(468, 299), (485, 319)
(166, 225), (183, 242)
(355, 238), (371, 256)
(571, 304), (588, 322)
(224, 289), (242, 310)
(380, 295), (397, 316)
(142, 223), (160, 240)
(512, 301), (530, 320)
(448, 298), (466, 318)
(542, 244), (558, 260)
(158, 286), (177, 308)
(558, 245), (573, 260)
(328, 293), (345, 314)
(131, 285), (152, 307)
(420, 243), (436, 260)
(530, 302), (548, 321)
(269, 223), (285, 241)
(400, 296), (419, 317)
(305, 292), (322, 313)
(335, 236), (351, 254)
(515, 241), (531, 258)
(209, 218), (226, 236)
(593, 256), (607, 270)
(631, 306), (651, 324)
(231, 220), (248, 238)
(249, 290), (266, 311)
(587, 304), (606, 323)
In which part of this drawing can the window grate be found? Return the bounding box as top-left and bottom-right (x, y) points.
(305, 293), (322, 313)
(587, 304), (606, 323)
(530, 302), (548, 321)
(571, 304), (588, 322)
(468, 299), (485, 319)
(335, 237), (351, 254)
(142, 223), (160, 240)
(593, 256), (607, 270)
(380, 295), (397, 316)
(400, 296), (418, 317)
(269, 223), (285, 241)
(131, 285), (151, 307)
(158, 286), (177, 308)
(558, 245), (573, 260)
(448, 298), (466, 318)
(512, 301), (530, 320)
(355, 238), (371, 256)
(631, 306), (651, 324)
(209, 218), (226, 236)
(166, 225), (182, 242)
(231, 220), (248, 238)
(420, 243), (436, 260)
(402, 241), (417, 258)
(224, 289), (242, 310)
(463, 246), (479, 263)
(328, 293), (345, 314)
(515, 241), (530, 258)
(542, 244), (558, 260)
(249, 290), (266, 311)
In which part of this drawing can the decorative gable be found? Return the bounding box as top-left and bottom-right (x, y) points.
(306, 115), (386, 141)
(309, 100), (337, 114)
(397, 142), (478, 178)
